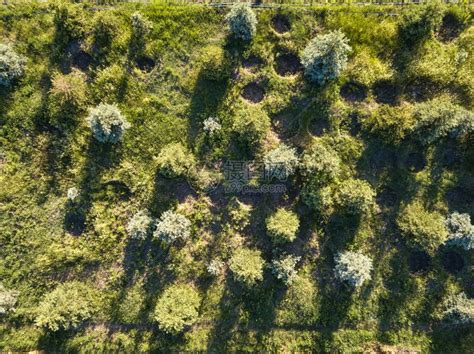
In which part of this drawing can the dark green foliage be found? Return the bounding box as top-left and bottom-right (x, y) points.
(398, 5), (443, 48)
(51, 1), (87, 50)
(92, 12), (119, 52)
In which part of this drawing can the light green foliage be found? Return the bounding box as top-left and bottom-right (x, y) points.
(154, 210), (191, 244)
(397, 201), (448, 252)
(445, 212), (474, 251)
(442, 292), (474, 326)
(130, 12), (152, 56)
(200, 45), (231, 81)
(127, 210), (153, 240)
(92, 64), (126, 103)
(335, 251), (373, 288)
(35, 281), (99, 332)
(48, 69), (87, 120)
(347, 47), (392, 87)
(225, 3), (257, 41)
(266, 208), (300, 244)
(271, 255), (300, 285)
(88, 103), (130, 143)
(156, 143), (196, 178)
(229, 248), (264, 286)
(264, 144), (299, 180)
(301, 141), (341, 183)
(232, 104), (270, 152)
(0, 43), (26, 87)
(301, 30), (351, 85)
(302, 183), (334, 213)
(227, 198), (252, 231)
(154, 284), (201, 334)
(66, 328), (137, 353)
(412, 98), (474, 145)
(0, 284), (19, 315)
(118, 284), (145, 324)
(337, 178), (375, 214)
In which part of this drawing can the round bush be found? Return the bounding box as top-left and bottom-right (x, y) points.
(154, 284), (201, 334)
(397, 201), (448, 252)
(0, 43), (26, 87)
(264, 144), (299, 180)
(301, 30), (351, 85)
(156, 143), (196, 178)
(154, 210), (191, 244)
(35, 281), (98, 331)
(271, 255), (300, 286)
(127, 210), (154, 240)
(302, 183), (334, 213)
(445, 212), (474, 251)
(49, 69), (87, 120)
(347, 47), (392, 87)
(225, 3), (257, 41)
(301, 141), (341, 183)
(130, 12), (152, 56)
(200, 45), (231, 81)
(92, 12), (118, 51)
(337, 178), (375, 214)
(442, 292), (474, 326)
(0, 283), (19, 315)
(266, 208), (300, 244)
(88, 103), (130, 143)
(232, 104), (270, 153)
(335, 251), (373, 288)
(229, 248), (264, 286)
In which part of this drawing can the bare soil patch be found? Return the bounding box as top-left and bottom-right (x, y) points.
(274, 53), (302, 77)
(72, 50), (93, 71)
(441, 250), (465, 274)
(408, 250), (432, 274)
(373, 80), (400, 105)
(406, 152), (426, 172)
(64, 210), (86, 236)
(340, 82), (367, 103)
(242, 82), (265, 103)
(272, 14), (291, 34)
(242, 54), (264, 70)
(136, 56), (156, 72)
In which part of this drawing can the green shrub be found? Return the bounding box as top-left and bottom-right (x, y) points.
(130, 12), (152, 56)
(200, 45), (231, 81)
(264, 144), (299, 180)
(337, 178), (375, 214)
(397, 201), (448, 252)
(154, 284), (201, 334)
(225, 3), (257, 41)
(88, 103), (130, 143)
(127, 210), (154, 240)
(442, 292), (474, 326)
(266, 208), (300, 244)
(92, 12), (118, 51)
(0, 283), (19, 315)
(301, 141), (341, 183)
(154, 210), (191, 244)
(117, 284), (145, 324)
(35, 281), (99, 332)
(156, 142), (196, 178)
(52, 1), (86, 49)
(92, 64), (126, 103)
(227, 198), (252, 231)
(347, 47), (392, 87)
(445, 212), (474, 251)
(48, 69), (87, 122)
(302, 183), (334, 213)
(229, 248), (264, 287)
(0, 43), (26, 87)
(232, 104), (270, 153)
(301, 30), (351, 85)
(398, 5), (443, 48)
(271, 255), (300, 286)
(334, 251), (373, 288)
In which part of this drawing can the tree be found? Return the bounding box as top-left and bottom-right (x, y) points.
(88, 103), (130, 143)
(154, 284), (201, 334)
(301, 141), (341, 183)
(301, 30), (351, 85)
(229, 248), (265, 286)
(35, 281), (98, 331)
(48, 69), (87, 122)
(442, 292), (474, 326)
(232, 104), (270, 153)
(130, 12), (152, 56)
(271, 255), (300, 286)
(200, 45), (231, 81)
(127, 210), (154, 240)
(52, 2), (87, 50)
(337, 178), (375, 214)
(264, 144), (299, 180)
(334, 251), (373, 288)
(445, 212), (474, 251)
(0, 283), (19, 315)
(227, 198), (253, 231)
(266, 208), (300, 244)
(398, 5), (443, 48)
(156, 143), (196, 178)
(397, 201), (448, 252)
(0, 43), (26, 87)
(92, 12), (118, 52)
(154, 210), (191, 244)
(225, 3), (257, 41)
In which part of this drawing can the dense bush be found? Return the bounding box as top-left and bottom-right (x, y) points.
(67, 187), (79, 201)
(229, 248), (264, 286)
(117, 284), (144, 324)
(347, 47), (392, 87)
(301, 30), (351, 85)
(301, 141), (341, 183)
(337, 178), (375, 214)
(0, 43), (26, 87)
(266, 208), (300, 244)
(232, 104), (270, 153)
(52, 2), (86, 49)
(445, 212), (474, 251)
(442, 292), (474, 326)
(88, 103), (130, 143)
(154, 210), (191, 244)
(397, 201), (448, 252)
(0, 283), (19, 315)
(130, 12), (152, 56)
(35, 281), (98, 331)
(398, 5), (443, 48)
(127, 210), (154, 240)
(264, 144), (299, 180)
(334, 251), (373, 288)
(202, 116), (222, 136)
(271, 255), (300, 286)
(200, 45), (231, 81)
(154, 284), (201, 334)
(227, 198), (252, 231)
(92, 12), (118, 52)
(48, 69), (87, 121)
(302, 184), (334, 213)
(225, 3), (257, 41)
(207, 259), (225, 277)
(156, 142), (196, 178)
